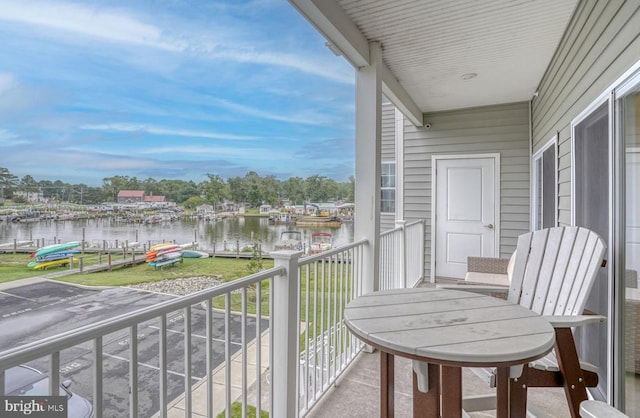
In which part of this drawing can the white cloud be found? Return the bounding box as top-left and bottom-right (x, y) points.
(209, 49), (354, 85)
(0, 72), (16, 93)
(81, 123), (259, 141)
(0, 0), (183, 51)
(140, 145), (291, 160)
(0, 1), (354, 84)
(209, 97), (338, 126)
(0, 129), (31, 146)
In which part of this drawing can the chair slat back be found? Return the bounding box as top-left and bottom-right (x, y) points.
(507, 227), (606, 316)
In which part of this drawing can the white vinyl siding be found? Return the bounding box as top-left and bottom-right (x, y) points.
(532, 0), (640, 226)
(403, 102), (530, 279)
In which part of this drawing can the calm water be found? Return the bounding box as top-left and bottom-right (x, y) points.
(0, 217), (354, 252)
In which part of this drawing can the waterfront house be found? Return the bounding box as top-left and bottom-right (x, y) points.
(2, 2), (639, 417)
(143, 194), (166, 203)
(117, 190), (167, 205)
(116, 190), (145, 204)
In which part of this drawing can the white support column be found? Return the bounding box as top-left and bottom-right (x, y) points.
(271, 250), (302, 418)
(355, 41), (383, 295)
(394, 108), (405, 221)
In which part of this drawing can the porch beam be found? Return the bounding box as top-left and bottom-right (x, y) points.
(289, 0), (369, 68)
(289, 0), (424, 127)
(382, 66), (424, 127)
(356, 41), (382, 294)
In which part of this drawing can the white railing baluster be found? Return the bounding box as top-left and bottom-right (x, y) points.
(130, 325), (138, 418)
(205, 298), (213, 418)
(268, 276), (274, 418)
(49, 351), (60, 395)
(225, 293), (231, 417)
(314, 260), (330, 390)
(255, 281), (262, 418)
(332, 252), (338, 380)
(303, 262), (311, 407)
(312, 261), (319, 399)
(183, 306), (192, 418)
(94, 336), (103, 418)
(241, 288), (247, 418)
(159, 314), (168, 417)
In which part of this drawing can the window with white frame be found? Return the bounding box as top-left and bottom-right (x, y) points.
(381, 162), (396, 213)
(531, 136), (557, 230)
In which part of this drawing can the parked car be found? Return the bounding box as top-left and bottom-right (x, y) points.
(4, 365), (93, 418)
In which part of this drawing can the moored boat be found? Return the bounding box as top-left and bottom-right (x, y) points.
(309, 232), (332, 254)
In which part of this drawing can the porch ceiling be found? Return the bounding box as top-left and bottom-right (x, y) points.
(290, 0), (578, 123)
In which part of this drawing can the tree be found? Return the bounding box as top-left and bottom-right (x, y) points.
(142, 178), (160, 196)
(261, 176), (281, 206)
(202, 174), (229, 206)
(0, 167), (19, 200)
(305, 175), (333, 202)
(102, 176), (130, 202)
(156, 179), (199, 204)
(244, 171), (263, 207)
(282, 177), (306, 204)
(227, 176), (246, 204)
(20, 175), (37, 191)
(183, 196), (205, 209)
(344, 176), (355, 202)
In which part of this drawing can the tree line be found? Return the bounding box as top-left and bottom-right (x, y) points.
(0, 167), (355, 208)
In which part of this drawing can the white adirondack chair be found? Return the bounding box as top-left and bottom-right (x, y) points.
(455, 226), (607, 418)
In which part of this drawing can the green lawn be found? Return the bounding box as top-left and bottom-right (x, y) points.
(0, 253), (274, 286)
(1, 251), (351, 354)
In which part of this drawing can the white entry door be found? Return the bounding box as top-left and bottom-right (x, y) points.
(434, 156), (498, 279)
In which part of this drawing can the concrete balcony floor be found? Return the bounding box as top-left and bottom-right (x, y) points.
(305, 350), (570, 418)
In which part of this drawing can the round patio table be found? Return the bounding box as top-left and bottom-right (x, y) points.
(344, 287), (555, 418)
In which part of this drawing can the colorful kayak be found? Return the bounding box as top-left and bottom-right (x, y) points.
(34, 242), (80, 258)
(154, 250), (183, 263)
(182, 250), (210, 258)
(145, 244), (179, 260)
(149, 242), (175, 251)
(150, 258), (182, 268)
(36, 249), (80, 262)
(30, 258), (77, 270)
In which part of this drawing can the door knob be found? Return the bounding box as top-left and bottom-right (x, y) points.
(485, 224), (494, 229)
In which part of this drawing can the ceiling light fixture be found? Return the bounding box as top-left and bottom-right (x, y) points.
(461, 72), (478, 80)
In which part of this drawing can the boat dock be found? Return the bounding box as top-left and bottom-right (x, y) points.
(0, 241), (273, 263)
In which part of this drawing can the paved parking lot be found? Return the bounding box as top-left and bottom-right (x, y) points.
(0, 281), (268, 417)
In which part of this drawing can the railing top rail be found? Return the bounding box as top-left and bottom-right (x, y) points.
(380, 226), (403, 237)
(298, 238), (368, 266)
(379, 219), (425, 238)
(405, 219), (425, 228)
(0, 266), (285, 370)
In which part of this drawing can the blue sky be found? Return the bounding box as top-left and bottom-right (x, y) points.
(0, 0), (355, 186)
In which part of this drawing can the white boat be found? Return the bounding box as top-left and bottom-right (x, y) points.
(273, 231), (303, 251)
(309, 232), (332, 254)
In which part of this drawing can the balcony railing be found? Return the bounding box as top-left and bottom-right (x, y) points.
(0, 221), (425, 418)
(380, 219), (425, 289)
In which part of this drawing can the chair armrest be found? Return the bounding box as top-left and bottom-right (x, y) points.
(437, 284), (509, 296)
(542, 314), (607, 328)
